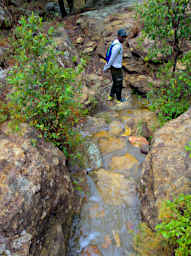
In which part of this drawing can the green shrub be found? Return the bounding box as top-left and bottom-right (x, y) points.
(136, 0), (191, 72)
(136, 0), (191, 124)
(147, 60), (191, 124)
(156, 194), (191, 256)
(7, 13), (87, 161)
(134, 194), (191, 256)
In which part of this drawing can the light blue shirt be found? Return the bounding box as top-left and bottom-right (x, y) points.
(103, 39), (123, 72)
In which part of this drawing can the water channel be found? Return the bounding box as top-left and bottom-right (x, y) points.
(67, 93), (150, 256)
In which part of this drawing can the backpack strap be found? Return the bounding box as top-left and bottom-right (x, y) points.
(106, 42), (119, 63)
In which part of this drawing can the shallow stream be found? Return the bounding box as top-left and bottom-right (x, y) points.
(67, 94), (150, 256)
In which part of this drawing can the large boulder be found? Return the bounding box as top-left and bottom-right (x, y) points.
(125, 74), (160, 94)
(0, 122), (74, 256)
(139, 108), (191, 228)
(128, 32), (154, 60)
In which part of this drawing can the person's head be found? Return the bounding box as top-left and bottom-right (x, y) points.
(117, 29), (127, 43)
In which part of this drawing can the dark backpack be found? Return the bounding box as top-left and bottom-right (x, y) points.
(105, 42), (118, 63)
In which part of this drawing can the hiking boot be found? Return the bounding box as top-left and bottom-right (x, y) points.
(107, 95), (114, 101)
(115, 98), (127, 103)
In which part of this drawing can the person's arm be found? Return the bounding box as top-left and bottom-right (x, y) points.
(103, 44), (120, 72)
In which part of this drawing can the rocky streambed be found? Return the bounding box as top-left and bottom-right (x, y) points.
(1, 0), (191, 255)
(67, 97), (159, 256)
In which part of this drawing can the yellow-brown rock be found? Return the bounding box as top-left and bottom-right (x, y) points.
(109, 153), (138, 171)
(78, 85), (89, 104)
(94, 130), (110, 138)
(92, 169), (133, 205)
(98, 136), (126, 154)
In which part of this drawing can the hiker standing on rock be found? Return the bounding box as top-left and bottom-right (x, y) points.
(103, 29), (128, 103)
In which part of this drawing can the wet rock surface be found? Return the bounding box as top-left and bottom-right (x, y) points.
(67, 95), (156, 255)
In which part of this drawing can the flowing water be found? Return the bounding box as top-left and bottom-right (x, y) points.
(67, 94), (150, 256)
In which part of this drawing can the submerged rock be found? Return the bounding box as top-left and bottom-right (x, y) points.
(109, 153), (138, 171)
(91, 168), (137, 206)
(98, 136), (126, 154)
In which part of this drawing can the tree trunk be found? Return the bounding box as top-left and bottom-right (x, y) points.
(173, 51), (179, 73)
(58, 0), (67, 17)
(66, 0), (73, 13)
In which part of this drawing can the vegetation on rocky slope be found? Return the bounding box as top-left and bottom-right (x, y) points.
(136, 0), (191, 124)
(134, 194), (191, 256)
(7, 13), (87, 162)
(134, 1), (191, 255)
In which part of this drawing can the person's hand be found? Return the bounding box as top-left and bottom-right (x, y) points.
(103, 66), (108, 73)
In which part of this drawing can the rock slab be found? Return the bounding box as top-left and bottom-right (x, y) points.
(0, 122), (74, 256)
(139, 108), (191, 228)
